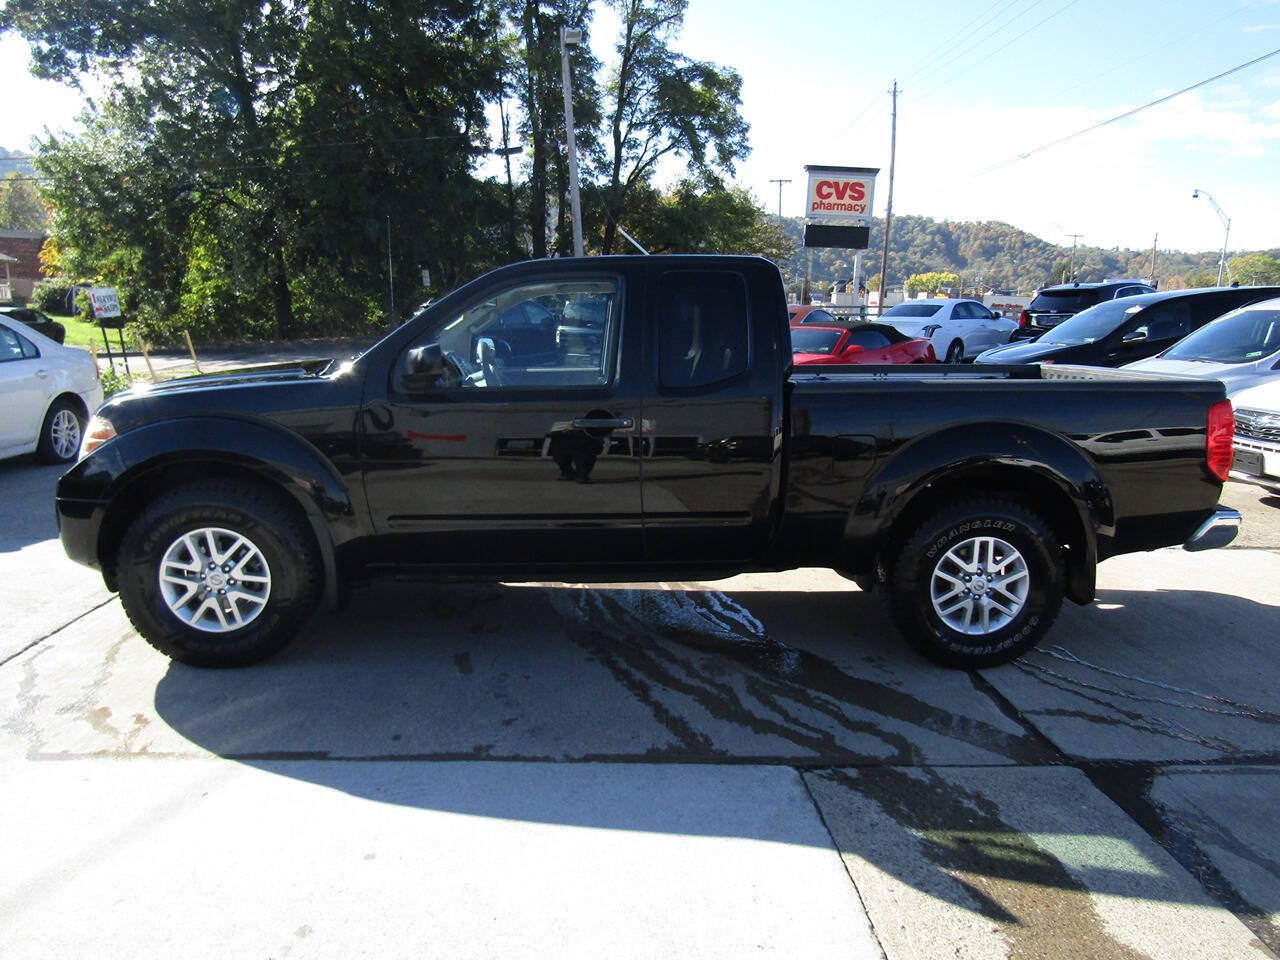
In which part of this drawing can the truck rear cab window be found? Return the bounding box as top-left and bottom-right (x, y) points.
(659, 272), (749, 388)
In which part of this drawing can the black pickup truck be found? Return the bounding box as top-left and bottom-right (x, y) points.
(56, 256), (1241, 669)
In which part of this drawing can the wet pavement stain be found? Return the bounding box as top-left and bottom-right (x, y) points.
(810, 767), (1155, 960)
(1084, 764), (1280, 955)
(545, 587), (1057, 765)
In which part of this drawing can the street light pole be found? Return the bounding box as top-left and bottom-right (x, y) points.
(1192, 189), (1231, 286)
(560, 27), (585, 258)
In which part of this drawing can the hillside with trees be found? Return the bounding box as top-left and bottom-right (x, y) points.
(776, 214), (1280, 300)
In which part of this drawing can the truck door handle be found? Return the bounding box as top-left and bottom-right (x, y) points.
(572, 416), (634, 431)
(35, 368), (50, 378)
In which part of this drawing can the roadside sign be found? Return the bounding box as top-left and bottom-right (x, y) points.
(89, 287), (122, 319)
(804, 165), (878, 224)
(804, 224), (870, 250)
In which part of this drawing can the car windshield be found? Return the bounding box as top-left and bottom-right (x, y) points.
(1029, 289), (1099, 313)
(1040, 299), (1143, 345)
(791, 328), (843, 354)
(882, 304), (941, 318)
(1162, 307), (1280, 363)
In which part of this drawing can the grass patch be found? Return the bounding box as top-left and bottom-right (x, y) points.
(46, 312), (109, 350)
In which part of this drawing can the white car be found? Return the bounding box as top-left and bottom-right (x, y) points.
(0, 315), (103, 463)
(1230, 379), (1280, 493)
(1124, 297), (1280, 396)
(880, 298), (1019, 363)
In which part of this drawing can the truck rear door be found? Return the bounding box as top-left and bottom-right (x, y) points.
(639, 263), (786, 563)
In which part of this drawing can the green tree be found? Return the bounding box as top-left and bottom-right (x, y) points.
(0, 173), (46, 230)
(598, 0), (748, 253)
(1228, 252), (1280, 286)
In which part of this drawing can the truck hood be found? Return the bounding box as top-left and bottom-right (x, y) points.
(119, 359), (332, 398)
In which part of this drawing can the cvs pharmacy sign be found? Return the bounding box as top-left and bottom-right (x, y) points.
(804, 165), (878, 222)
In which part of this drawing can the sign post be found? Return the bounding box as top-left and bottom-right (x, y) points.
(89, 287), (130, 375)
(801, 165), (878, 310)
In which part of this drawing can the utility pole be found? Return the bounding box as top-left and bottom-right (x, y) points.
(877, 80), (898, 316)
(768, 178), (791, 218)
(560, 27), (585, 258)
(1066, 233), (1083, 279)
(1150, 233), (1158, 287)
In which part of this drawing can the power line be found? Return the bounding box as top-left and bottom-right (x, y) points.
(909, 0), (1050, 91)
(901, 0), (1029, 86)
(1051, 0), (1262, 104)
(913, 0), (1082, 101)
(832, 90), (885, 140)
(973, 44), (1280, 178)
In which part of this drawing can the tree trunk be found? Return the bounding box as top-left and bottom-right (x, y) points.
(270, 245), (294, 340)
(523, 1), (547, 258)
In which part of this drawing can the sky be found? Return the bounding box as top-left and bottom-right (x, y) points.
(3, 0), (1280, 254)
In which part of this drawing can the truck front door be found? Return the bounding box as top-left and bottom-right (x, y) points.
(360, 272), (644, 568)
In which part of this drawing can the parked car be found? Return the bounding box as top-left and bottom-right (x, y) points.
(1229, 379), (1280, 493)
(789, 305), (843, 324)
(880, 299), (1019, 363)
(975, 287), (1280, 368)
(1124, 297), (1280, 395)
(0, 314), (102, 463)
(1015, 280), (1155, 340)
(790, 323), (936, 365)
(0, 305), (67, 344)
(58, 255), (1239, 671)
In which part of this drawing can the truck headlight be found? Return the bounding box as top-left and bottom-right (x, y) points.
(80, 415), (117, 459)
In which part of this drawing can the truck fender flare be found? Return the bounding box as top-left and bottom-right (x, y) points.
(99, 416), (355, 608)
(850, 423), (1111, 603)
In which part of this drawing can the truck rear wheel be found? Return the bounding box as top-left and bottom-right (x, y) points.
(116, 480), (321, 667)
(881, 497), (1064, 668)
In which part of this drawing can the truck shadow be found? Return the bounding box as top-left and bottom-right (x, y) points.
(145, 581), (1280, 937)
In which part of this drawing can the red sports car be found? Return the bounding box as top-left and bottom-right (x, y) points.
(791, 323), (937, 365)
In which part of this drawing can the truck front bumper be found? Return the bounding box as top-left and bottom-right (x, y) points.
(1182, 508), (1242, 552)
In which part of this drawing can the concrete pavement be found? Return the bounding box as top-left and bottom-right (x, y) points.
(2, 460), (1278, 958)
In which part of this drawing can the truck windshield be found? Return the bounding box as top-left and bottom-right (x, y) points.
(791, 328), (843, 354)
(882, 304), (941, 318)
(1040, 299), (1142, 345)
(1162, 308), (1280, 363)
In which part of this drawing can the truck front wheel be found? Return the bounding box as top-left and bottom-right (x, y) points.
(116, 480), (321, 667)
(881, 498), (1064, 668)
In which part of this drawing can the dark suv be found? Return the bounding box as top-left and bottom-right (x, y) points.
(1016, 280), (1154, 340)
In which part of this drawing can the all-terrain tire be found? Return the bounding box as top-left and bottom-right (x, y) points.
(116, 480), (321, 667)
(880, 497), (1064, 668)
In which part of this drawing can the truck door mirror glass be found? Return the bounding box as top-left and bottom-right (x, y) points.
(402, 342), (447, 392)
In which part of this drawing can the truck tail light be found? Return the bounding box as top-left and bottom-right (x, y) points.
(1018, 309), (1029, 328)
(1206, 399), (1234, 483)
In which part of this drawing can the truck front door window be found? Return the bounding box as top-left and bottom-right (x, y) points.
(410, 279), (619, 390)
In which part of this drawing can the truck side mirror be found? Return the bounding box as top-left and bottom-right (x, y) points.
(843, 344), (865, 357)
(1121, 330), (1148, 345)
(402, 342), (445, 392)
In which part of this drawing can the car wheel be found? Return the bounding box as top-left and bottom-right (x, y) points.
(117, 480), (321, 667)
(880, 497), (1064, 668)
(35, 397), (85, 464)
(944, 340), (964, 364)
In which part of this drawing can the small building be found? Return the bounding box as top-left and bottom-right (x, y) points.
(0, 230), (49, 303)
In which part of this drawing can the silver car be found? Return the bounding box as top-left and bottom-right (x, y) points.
(1125, 297), (1280, 395)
